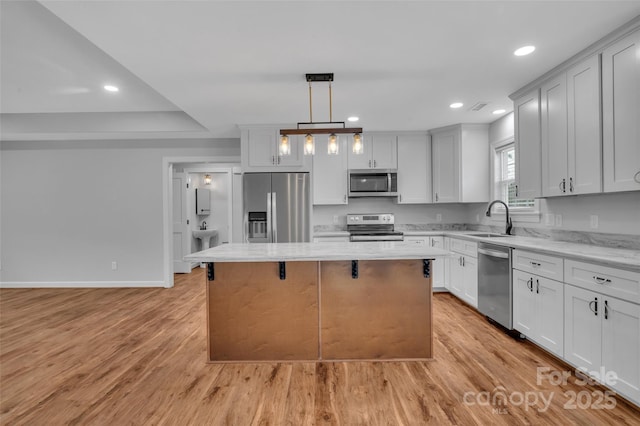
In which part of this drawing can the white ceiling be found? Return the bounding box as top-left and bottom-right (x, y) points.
(3, 1), (640, 138)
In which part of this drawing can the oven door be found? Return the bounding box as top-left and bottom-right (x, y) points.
(348, 170), (398, 197)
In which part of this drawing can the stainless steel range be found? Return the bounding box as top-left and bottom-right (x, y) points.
(347, 213), (404, 242)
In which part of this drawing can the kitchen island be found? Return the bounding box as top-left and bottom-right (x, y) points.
(185, 242), (451, 362)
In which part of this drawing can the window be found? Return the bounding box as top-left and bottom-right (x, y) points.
(493, 142), (536, 210)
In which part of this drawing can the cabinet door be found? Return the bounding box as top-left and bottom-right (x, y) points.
(462, 255), (478, 308)
(371, 134), (398, 169)
(567, 55), (602, 195)
(535, 276), (564, 357)
(601, 296), (640, 403)
(348, 135), (373, 169)
(429, 237), (446, 289)
(513, 270), (536, 336)
(514, 89), (542, 199)
(432, 131), (459, 203)
(397, 134), (431, 204)
(449, 255), (464, 298)
(541, 74), (569, 197)
(564, 285), (602, 372)
(312, 137), (348, 205)
(247, 128), (277, 167)
(603, 30), (640, 192)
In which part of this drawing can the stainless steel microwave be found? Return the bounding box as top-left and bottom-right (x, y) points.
(348, 169), (398, 197)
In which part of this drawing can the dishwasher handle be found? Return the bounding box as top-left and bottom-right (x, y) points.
(478, 248), (510, 259)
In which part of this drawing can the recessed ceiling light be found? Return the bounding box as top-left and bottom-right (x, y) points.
(493, 109), (506, 115)
(514, 45), (535, 56)
(103, 85), (119, 92)
(449, 102), (463, 109)
(347, 116), (359, 122)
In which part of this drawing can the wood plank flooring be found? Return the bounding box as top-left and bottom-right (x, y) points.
(1, 267), (639, 425)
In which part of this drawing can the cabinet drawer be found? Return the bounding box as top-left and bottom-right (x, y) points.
(404, 236), (429, 245)
(513, 249), (563, 281)
(564, 259), (640, 304)
(449, 238), (477, 257)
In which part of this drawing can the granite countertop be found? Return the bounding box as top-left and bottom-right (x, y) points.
(184, 242), (451, 263)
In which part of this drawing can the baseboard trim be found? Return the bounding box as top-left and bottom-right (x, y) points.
(0, 280), (167, 289)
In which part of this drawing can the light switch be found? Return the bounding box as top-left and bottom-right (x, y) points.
(436, 214), (442, 222)
(590, 215), (599, 229)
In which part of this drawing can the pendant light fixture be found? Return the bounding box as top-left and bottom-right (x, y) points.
(280, 73), (363, 156)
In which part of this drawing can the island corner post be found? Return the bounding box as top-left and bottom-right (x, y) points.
(204, 259), (433, 362)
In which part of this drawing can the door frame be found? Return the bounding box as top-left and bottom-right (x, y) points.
(162, 156), (239, 288)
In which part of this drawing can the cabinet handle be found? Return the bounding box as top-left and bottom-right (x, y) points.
(277, 156), (281, 165)
(530, 261), (541, 267)
(399, 194), (402, 202)
(369, 160), (372, 168)
(536, 279), (539, 294)
(272, 155), (275, 165)
(435, 193), (439, 202)
(515, 184), (519, 197)
(589, 297), (598, 316)
(431, 239), (435, 247)
(374, 160), (377, 168)
(569, 177), (574, 193)
(604, 300), (609, 320)
(634, 171), (640, 183)
(343, 194), (347, 203)
(462, 256), (465, 267)
(593, 276), (611, 284)
(527, 278), (533, 292)
(559, 179), (566, 193)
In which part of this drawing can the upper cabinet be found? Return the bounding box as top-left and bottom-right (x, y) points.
(347, 133), (397, 169)
(397, 133), (432, 204)
(541, 55), (602, 197)
(240, 126), (309, 172)
(511, 22), (640, 198)
(602, 29), (640, 192)
(514, 89), (542, 199)
(430, 124), (489, 203)
(312, 136), (348, 205)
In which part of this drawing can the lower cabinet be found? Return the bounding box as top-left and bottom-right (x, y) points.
(513, 270), (564, 357)
(565, 284), (640, 404)
(404, 236), (446, 290)
(449, 240), (478, 308)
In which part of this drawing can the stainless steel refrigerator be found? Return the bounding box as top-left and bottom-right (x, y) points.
(243, 172), (310, 243)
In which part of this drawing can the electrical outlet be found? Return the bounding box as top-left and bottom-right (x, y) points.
(333, 215), (339, 224)
(436, 214), (442, 222)
(590, 215), (599, 229)
(555, 214), (563, 227)
(545, 214), (554, 226)
(111, 261), (117, 270)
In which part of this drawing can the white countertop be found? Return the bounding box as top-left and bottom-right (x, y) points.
(184, 242), (451, 263)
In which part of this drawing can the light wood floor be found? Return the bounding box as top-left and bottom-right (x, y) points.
(1, 268), (639, 425)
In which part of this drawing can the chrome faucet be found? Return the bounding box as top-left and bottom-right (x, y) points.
(485, 200), (513, 235)
(200, 221), (207, 230)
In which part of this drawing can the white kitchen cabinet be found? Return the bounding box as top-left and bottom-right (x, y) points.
(513, 270), (564, 357)
(312, 136), (348, 205)
(541, 55), (602, 197)
(565, 284), (640, 405)
(429, 236), (446, 289)
(514, 89), (542, 199)
(397, 134), (431, 204)
(240, 126), (307, 171)
(403, 236), (429, 245)
(347, 133), (397, 170)
(449, 238), (478, 308)
(443, 237), (451, 290)
(602, 29), (640, 193)
(430, 124), (489, 203)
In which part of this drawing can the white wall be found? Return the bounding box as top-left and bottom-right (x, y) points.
(0, 138), (239, 286)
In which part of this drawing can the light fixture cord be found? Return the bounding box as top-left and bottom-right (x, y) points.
(329, 82), (333, 122)
(308, 82), (313, 122)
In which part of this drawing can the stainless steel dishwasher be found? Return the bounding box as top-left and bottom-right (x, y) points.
(477, 242), (512, 329)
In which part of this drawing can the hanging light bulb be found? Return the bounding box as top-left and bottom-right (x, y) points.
(352, 133), (363, 155)
(204, 174), (212, 185)
(327, 134), (339, 155)
(279, 135), (291, 156)
(303, 134), (315, 155)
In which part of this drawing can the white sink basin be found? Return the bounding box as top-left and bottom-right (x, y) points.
(193, 229), (218, 250)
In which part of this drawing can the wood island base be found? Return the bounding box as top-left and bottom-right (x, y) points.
(206, 260), (432, 362)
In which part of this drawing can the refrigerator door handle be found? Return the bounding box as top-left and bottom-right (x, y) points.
(272, 192), (278, 243)
(266, 192), (273, 243)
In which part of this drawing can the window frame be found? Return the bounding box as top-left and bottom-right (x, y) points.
(490, 137), (540, 223)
